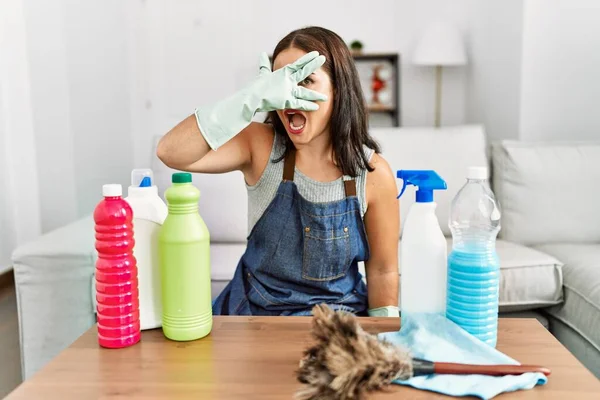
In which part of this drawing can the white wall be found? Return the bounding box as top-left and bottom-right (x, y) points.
(64, 0), (134, 219)
(130, 0), (523, 169)
(22, 0), (134, 232)
(23, 0), (78, 233)
(520, 0), (600, 141)
(132, 0), (420, 169)
(466, 0), (524, 141)
(5, 0), (524, 235)
(0, 78), (11, 272)
(12, 0), (600, 238)
(0, 0), (42, 271)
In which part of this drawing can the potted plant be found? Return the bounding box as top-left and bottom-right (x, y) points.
(349, 40), (364, 55)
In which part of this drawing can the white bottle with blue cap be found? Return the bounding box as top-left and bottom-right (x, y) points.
(397, 170), (448, 323)
(125, 169), (168, 330)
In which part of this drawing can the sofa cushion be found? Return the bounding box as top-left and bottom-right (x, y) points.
(494, 240), (563, 312)
(492, 141), (600, 246)
(534, 243), (600, 354)
(152, 136), (249, 243)
(210, 243), (247, 299)
(210, 243), (246, 282)
(371, 125), (488, 237)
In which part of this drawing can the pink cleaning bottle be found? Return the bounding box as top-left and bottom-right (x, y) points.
(94, 184), (141, 348)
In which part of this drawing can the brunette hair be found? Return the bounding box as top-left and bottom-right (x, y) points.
(268, 26), (380, 177)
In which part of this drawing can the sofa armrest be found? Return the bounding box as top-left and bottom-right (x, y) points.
(12, 215), (96, 379)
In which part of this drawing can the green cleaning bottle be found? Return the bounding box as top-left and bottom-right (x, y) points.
(159, 172), (212, 341)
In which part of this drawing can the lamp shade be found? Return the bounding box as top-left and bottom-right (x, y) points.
(412, 22), (467, 66)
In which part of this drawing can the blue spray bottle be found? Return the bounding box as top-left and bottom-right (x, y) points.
(397, 170), (447, 322)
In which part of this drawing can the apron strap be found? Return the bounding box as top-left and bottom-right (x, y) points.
(283, 149), (296, 181)
(344, 179), (357, 197)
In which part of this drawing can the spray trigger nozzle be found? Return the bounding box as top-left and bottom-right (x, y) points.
(397, 178), (409, 199)
(397, 170), (447, 203)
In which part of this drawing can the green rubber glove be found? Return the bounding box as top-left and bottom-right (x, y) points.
(368, 306), (400, 317)
(195, 51), (327, 150)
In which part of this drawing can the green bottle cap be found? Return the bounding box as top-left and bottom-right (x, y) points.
(172, 172), (192, 183)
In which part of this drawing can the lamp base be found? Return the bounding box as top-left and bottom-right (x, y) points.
(435, 65), (442, 128)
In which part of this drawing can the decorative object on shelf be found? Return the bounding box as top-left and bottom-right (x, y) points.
(371, 65), (386, 105)
(349, 40), (364, 55)
(412, 21), (467, 128)
(353, 53), (400, 126)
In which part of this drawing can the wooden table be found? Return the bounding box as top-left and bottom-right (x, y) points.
(7, 317), (600, 399)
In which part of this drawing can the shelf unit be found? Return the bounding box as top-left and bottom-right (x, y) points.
(352, 52), (401, 127)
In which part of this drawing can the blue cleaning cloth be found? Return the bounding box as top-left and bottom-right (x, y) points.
(378, 314), (547, 399)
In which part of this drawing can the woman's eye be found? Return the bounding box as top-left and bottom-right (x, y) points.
(301, 77), (313, 86)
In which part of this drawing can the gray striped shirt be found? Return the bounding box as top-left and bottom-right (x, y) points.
(246, 132), (374, 234)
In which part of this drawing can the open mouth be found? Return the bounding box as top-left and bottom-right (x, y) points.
(284, 109), (307, 134)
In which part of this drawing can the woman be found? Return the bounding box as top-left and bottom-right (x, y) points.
(157, 26), (399, 317)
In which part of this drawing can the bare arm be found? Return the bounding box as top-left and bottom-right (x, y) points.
(156, 115), (272, 181)
(364, 153), (400, 310)
(156, 51), (326, 177)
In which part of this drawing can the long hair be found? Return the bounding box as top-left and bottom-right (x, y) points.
(267, 26), (380, 177)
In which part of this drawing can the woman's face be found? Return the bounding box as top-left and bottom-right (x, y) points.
(273, 47), (333, 147)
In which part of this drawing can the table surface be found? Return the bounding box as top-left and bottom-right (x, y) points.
(7, 316), (600, 399)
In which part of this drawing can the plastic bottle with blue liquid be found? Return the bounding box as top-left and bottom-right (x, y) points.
(397, 170), (448, 323)
(446, 166), (502, 347)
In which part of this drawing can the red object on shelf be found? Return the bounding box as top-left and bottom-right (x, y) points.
(371, 65), (386, 104)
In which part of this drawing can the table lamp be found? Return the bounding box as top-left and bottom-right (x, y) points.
(412, 22), (467, 127)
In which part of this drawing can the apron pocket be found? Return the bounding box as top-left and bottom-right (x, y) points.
(302, 227), (350, 281)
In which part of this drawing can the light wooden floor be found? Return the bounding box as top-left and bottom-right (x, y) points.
(0, 272), (22, 398)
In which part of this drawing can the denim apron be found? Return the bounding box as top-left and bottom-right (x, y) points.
(212, 148), (370, 316)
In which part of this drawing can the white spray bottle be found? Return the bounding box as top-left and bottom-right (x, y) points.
(125, 169), (168, 330)
(397, 170), (448, 323)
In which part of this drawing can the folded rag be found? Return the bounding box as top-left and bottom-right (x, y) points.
(378, 314), (547, 399)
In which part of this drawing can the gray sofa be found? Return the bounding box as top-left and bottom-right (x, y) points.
(491, 139), (600, 377)
(12, 125), (599, 380)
